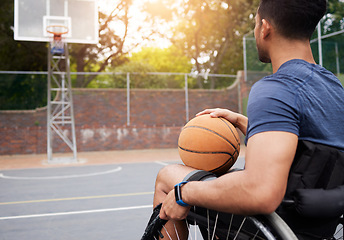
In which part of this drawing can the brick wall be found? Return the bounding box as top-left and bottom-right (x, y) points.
(0, 75), (247, 155)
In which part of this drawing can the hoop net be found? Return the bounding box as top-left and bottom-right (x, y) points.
(47, 25), (69, 54)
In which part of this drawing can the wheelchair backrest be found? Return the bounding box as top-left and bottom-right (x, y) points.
(286, 140), (344, 195)
(277, 140), (344, 239)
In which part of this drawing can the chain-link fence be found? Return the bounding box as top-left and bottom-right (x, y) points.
(243, 29), (344, 115)
(0, 71), (237, 111)
(243, 29), (344, 78)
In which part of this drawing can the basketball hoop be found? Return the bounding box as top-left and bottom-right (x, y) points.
(46, 25), (69, 54)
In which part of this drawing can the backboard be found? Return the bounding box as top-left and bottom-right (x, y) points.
(14, 0), (99, 44)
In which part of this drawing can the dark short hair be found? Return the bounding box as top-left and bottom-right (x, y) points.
(258, 0), (327, 40)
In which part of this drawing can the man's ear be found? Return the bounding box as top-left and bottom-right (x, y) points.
(261, 19), (272, 39)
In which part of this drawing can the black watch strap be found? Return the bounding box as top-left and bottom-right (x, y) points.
(174, 181), (189, 207)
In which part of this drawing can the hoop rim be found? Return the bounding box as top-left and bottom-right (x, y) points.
(46, 25), (69, 36)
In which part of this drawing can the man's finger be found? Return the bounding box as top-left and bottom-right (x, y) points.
(159, 207), (168, 220)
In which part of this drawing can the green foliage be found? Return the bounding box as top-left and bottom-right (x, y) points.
(146, 0), (261, 88)
(338, 74), (344, 86)
(188, 75), (237, 89)
(89, 46), (193, 89)
(89, 61), (160, 88)
(170, 0), (260, 78)
(2, 0), (344, 109)
(244, 36), (272, 73)
(0, 74), (47, 110)
(0, 0), (47, 71)
(89, 60), (187, 89)
(326, 0), (344, 33)
(311, 39), (344, 74)
(130, 46), (193, 73)
(69, 5), (132, 88)
(69, 0), (164, 88)
(246, 0), (344, 75)
(0, 0), (48, 110)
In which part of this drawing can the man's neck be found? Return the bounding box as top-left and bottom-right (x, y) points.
(269, 38), (316, 73)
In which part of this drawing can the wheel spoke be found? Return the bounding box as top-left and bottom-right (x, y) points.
(173, 222), (181, 240)
(207, 209), (211, 240)
(226, 214), (234, 240)
(233, 217), (246, 240)
(185, 220), (194, 240)
(153, 210), (299, 240)
(211, 213), (219, 240)
(162, 225), (173, 240)
(252, 229), (260, 240)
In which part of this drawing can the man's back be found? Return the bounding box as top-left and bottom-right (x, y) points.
(246, 59), (344, 151)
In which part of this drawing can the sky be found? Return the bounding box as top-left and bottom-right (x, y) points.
(98, 0), (172, 50)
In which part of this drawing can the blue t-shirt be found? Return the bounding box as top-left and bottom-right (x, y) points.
(246, 59), (344, 151)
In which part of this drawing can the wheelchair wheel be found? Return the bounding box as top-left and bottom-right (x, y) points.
(182, 207), (298, 240)
(141, 206), (297, 240)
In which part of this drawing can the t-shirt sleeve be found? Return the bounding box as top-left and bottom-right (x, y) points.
(245, 79), (300, 144)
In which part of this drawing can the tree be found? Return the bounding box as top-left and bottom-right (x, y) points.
(129, 46), (193, 88)
(0, 0), (47, 71)
(325, 0), (344, 33)
(70, 0), (131, 87)
(70, 0), (168, 88)
(89, 46), (193, 89)
(130, 46), (193, 73)
(146, 0), (259, 89)
(0, 0), (48, 110)
(0, 73), (47, 110)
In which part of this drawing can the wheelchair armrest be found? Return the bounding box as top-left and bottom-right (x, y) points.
(292, 185), (344, 218)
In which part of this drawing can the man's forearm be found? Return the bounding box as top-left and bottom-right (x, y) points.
(181, 170), (267, 215)
(236, 114), (248, 136)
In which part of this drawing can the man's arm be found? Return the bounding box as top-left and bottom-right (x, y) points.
(185, 131), (297, 214)
(160, 131), (298, 219)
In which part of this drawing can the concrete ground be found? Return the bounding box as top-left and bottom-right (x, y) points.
(0, 146), (246, 240)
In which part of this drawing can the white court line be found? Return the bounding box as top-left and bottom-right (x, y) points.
(0, 191), (154, 205)
(0, 204), (153, 220)
(0, 167), (122, 180)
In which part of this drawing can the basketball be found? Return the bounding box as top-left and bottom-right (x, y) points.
(178, 114), (240, 175)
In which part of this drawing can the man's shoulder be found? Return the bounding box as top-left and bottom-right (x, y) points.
(255, 59), (340, 92)
(276, 59), (337, 82)
(251, 73), (295, 94)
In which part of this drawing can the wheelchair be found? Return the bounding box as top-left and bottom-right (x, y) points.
(141, 141), (344, 240)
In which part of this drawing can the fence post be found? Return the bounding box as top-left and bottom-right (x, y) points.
(127, 72), (130, 126)
(185, 73), (189, 122)
(335, 42), (340, 75)
(243, 35), (247, 82)
(238, 74), (242, 115)
(317, 23), (323, 66)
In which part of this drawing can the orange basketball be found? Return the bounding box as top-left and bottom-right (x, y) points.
(178, 114), (240, 175)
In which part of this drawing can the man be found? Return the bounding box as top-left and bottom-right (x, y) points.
(152, 0), (344, 239)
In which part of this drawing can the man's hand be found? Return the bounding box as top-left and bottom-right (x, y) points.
(196, 108), (248, 135)
(159, 189), (191, 220)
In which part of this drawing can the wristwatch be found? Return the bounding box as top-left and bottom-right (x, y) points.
(174, 181), (189, 207)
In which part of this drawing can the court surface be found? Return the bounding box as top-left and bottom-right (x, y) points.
(0, 149), (245, 240)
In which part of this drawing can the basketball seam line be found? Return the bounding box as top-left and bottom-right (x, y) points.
(178, 145), (237, 173)
(211, 155), (235, 173)
(219, 118), (240, 143)
(178, 146), (234, 156)
(183, 125), (239, 150)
